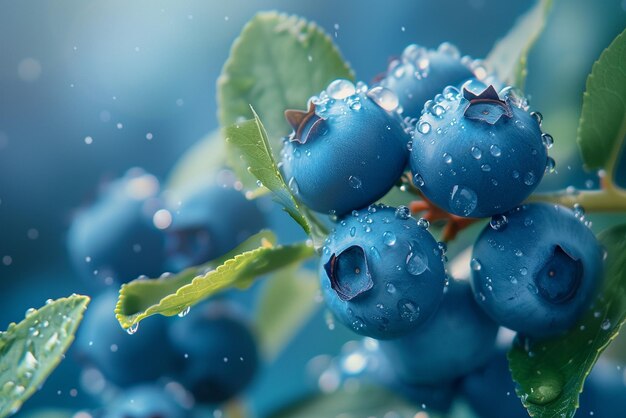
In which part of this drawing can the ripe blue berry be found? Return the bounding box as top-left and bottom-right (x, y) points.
(165, 185), (265, 272)
(410, 84), (550, 218)
(102, 385), (189, 418)
(67, 168), (166, 284)
(379, 279), (498, 385)
(168, 302), (259, 403)
(319, 204), (446, 339)
(280, 80), (410, 215)
(470, 203), (604, 338)
(75, 291), (181, 387)
(379, 43), (477, 119)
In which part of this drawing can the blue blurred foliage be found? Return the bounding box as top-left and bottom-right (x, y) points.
(0, 0), (624, 415)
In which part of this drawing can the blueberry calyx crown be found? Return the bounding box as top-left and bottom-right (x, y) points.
(324, 245), (374, 301)
(462, 85), (513, 125)
(535, 245), (583, 304)
(284, 101), (324, 144)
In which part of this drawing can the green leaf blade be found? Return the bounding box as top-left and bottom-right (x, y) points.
(485, 0), (553, 89)
(508, 223), (626, 418)
(577, 28), (626, 175)
(0, 295), (90, 418)
(116, 230), (315, 329)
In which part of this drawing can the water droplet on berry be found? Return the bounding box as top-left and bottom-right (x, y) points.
(530, 111), (543, 126)
(470, 258), (482, 271)
(541, 133), (554, 149)
(367, 86), (399, 112)
(386, 283), (397, 294)
(417, 218), (430, 229)
(489, 144), (502, 157)
(443, 153), (453, 164)
(417, 121), (431, 134)
(481, 164), (491, 172)
(413, 173), (425, 187)
(398, 299), (420, 321)
(348, 175), (362, 189)
(471, 146), (482, 159)
(489, 215), (508, 230)
(383, 231), (396, 246)
(326, 79), (356, 99)
(406, 243), (429, 275)
(524, 171), (536, 186)
(545, 157), (556, 173)
(449, 185), (477, 216)
(395, 206), (410, 220)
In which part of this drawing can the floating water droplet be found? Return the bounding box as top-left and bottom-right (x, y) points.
(471, 146), (482, 159)
(383, 231), (396, 246)
(449, 185), (477, 216)
(178, 306), (191, 318)
(367, 86), (399, 111)
(490, 144), (502, 157)
(398, 299), (420, 322)
(489, 214), (508, 230)
(395, 206), (410, 220)
(541, 133), (554, 149)
(471, 258), (482, 271)
(326, 79), (356, 99)
(417, 121), (431, 134)
(348, 175), (362, 189)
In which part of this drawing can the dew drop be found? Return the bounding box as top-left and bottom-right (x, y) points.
(417, 218), (430, 229)
(348, 175), (362, 189)
(541, 133), (554, 149)
(177, 306), (190, 318)
(349, 226), (356, 237)
(449, 185), (478, 216)
(470, 258), (482, 271)
(489, 214), (508, 230)
(524, 171), (536, 186)
(383, 231), (396, 246)
(126, 323), (139, 335)
(443, 153), (453, 164)
(471, 146), (482, 159)
(406, 243), (429, 276)
(417, 121), (431, 134)
(481, 164), (491, 172)
(530, 111), (543, 126)
(326, 79), (356, 99)
(489, 144), (502, 157)
(413, 173), (425, 187)
(386, 283), (397, 294)
(546, 157), (556, 173)
(398, 299), (420, 322)
(395, 206), (410, 220)
(367, 86), (399, 111)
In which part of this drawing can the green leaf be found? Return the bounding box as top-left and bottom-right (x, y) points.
(218, 11), (354, 187)
(577, 28), (626, 177)
(508, 223), (626, 418)
(0, 295), (90, 418)
(485, 0), (553, 90)
(225, 110), (328, 245)
(115, 230), (315, 329)
(218, 11), (354, 142)
(256, 266), (319, 358)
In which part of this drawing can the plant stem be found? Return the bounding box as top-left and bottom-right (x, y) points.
(526, 185), (626, 212)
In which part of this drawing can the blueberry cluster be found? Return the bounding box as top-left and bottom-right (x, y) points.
(280, 43), (605, 413)
(68, 170), (268, 415)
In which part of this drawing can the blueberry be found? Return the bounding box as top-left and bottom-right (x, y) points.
(379, 43), (476, 119)
(165, 184), (265, 272)
(67, 168), (166, 284)
(379, 279), (498, 385)
(410, 84), (550, 218)
(102, 384), (188, 418)
(168, 302), (259, 404)
(470, 203), (604, 338)
(319, 204), (446, 339)
(280, 79), (410, 215)
(75, 291), (181, 387)
(461, 350), (529, 418)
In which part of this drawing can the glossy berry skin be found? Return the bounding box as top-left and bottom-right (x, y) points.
(319, 204), (446, 340)
(280, 79), (410, 216)
(379, 279), (498, 385)
(165, 185), (265, 272)
(410, 85), (549, 218)
(67, 168), (166, 284)
(75, 291), (181, 387)
(168, 302), (259, 404)
(379, 43), (475, 119)
(102, 385), (188, 418)
(470, 203), (604, 338)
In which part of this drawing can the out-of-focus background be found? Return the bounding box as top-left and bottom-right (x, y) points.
(0, 0), (625, 415)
